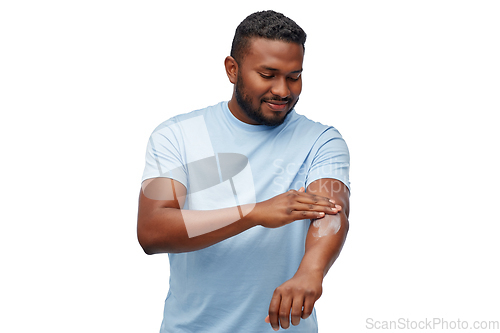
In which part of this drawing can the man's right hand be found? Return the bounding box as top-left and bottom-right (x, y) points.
(250, 187), (341, 229)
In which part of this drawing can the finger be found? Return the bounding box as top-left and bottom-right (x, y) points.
(279, 294), (293, 330)
(295, 193), (335, 206)
(301, 295), (316, 320)
(268, 291), (282, 331)
(293, 203), (339, 214)
(298, 187), (305, 192)
(286, 189), (334, 207)
(291, 296), (304, 326)
(292, 210), (325, 220)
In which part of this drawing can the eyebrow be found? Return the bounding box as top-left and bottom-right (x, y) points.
(260, 66), (303, 74)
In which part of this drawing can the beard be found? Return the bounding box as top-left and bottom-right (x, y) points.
(235, 73), (298, 127)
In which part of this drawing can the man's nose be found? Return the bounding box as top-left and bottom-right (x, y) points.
(270, 77), (290, 99)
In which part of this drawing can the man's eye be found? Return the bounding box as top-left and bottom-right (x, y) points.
(259, 73), (274, 79)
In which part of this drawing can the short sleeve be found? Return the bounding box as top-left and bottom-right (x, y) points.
(305, 127), (350, 192)
(141, 122), (188, 187)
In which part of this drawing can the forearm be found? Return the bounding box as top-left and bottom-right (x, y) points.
(138, 180), (339, 255)
(264, 180), (350, 330)
(264, 209), (349, 331)
(296, 211), (349, 278)
(138, 203), (257, 254)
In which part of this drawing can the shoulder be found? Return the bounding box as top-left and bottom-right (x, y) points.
(287, 110), (346, 143)
(150, 102), (225, 136)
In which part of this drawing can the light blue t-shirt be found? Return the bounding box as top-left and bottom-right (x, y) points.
(142, 101), (350, 333)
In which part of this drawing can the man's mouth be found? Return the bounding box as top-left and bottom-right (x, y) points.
(263, 100), (289, 111)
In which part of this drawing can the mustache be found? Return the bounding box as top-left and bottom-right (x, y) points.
(262, 96), (292, 103)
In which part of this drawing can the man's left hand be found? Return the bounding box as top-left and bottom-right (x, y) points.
(265, 270), (323, 330)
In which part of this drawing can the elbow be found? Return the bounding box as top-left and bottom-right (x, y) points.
(136, 210), (188, 254)
(138, 236), (169, 255)
(137, 212), (170, 255)
(137, 224), (178, 255)
(137, 223), (165, 255)
(141, 243), (155, 255)
(137, 232), (156, 255)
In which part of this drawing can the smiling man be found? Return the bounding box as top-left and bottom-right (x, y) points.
(138, 10), (350, 332)
(228, 37), (303, 126)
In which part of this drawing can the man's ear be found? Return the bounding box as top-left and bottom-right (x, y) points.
(224, 56), (238, 84)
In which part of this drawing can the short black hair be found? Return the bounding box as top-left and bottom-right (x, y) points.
(230, 10), (307, 64)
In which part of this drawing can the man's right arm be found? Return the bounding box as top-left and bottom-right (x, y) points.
(137, 178), (340, 254)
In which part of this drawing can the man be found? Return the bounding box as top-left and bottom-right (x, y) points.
(138, 10), (350, 332)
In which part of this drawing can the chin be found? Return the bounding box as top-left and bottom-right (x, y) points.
(259, 109), (291, 126)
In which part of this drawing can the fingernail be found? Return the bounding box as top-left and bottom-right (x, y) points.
(329, 199), (335, 204)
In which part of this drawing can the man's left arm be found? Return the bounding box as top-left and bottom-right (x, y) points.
(266, 178), (350, 331)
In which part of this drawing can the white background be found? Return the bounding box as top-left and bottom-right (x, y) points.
(1, 1), (499, 332)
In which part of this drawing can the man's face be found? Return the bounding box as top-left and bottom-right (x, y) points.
(232, 38), (304, 126)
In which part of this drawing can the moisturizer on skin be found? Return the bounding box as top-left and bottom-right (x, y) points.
(312, 213), (341, 237)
